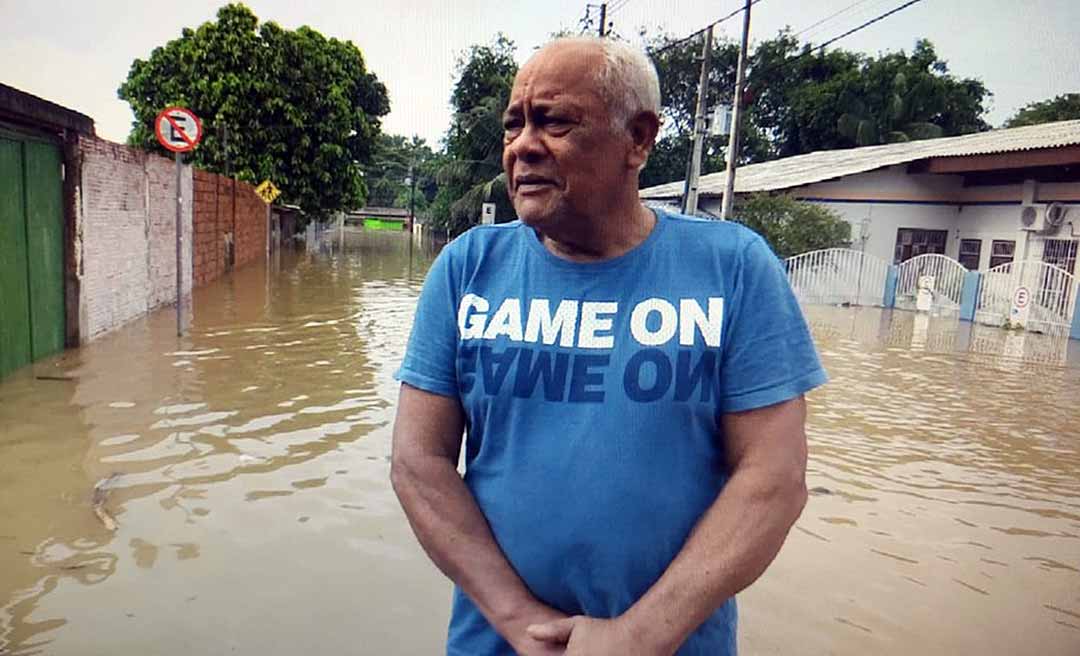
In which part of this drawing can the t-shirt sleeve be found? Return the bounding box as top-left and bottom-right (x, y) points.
(718, 233), (828, 413)
(394, 247), (460, 398)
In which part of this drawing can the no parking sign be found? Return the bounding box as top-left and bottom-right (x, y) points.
(153, 106), (202, 337)
(1010, 286), (1030, 327)
(155, 106), (203, 153)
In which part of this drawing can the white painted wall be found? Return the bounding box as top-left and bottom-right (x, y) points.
(671, 165), (1080, 276)
(78, 136), (193, 342)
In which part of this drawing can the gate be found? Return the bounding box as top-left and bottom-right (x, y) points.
(895, 254), (967, 315)
(0, 129), (65, 378)
(976, 260), (1076, 337)
(784, 248), (890, 307)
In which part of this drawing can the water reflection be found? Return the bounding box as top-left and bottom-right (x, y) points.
(745, 304), (1080, 656)
(1, 232), (1077, 656)
(0, 231), (445, 655)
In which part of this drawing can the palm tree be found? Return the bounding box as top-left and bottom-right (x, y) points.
(837, 72), (945, 146)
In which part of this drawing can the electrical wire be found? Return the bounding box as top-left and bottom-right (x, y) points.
(647, 0), (765, 57)
(808, 0), (929, 53)
(793, 0), (878, 38)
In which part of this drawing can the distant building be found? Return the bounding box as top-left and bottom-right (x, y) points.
(640, 120), (1080, 277)
(348, 206), (412, 231)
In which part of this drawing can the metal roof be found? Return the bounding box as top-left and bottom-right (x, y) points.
(639, 119), (1080, 200)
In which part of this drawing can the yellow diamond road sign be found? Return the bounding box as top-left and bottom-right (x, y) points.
(255, 180), (281, 204)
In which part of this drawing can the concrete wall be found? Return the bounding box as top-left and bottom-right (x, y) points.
(192, 170), (267, 288)
(76, 136), (192, 341)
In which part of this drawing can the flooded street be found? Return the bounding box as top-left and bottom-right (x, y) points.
(2, 230), (1079, 655)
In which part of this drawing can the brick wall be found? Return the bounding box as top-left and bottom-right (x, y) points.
(77, 136), (193, 341)
(192, 170), (267, 288)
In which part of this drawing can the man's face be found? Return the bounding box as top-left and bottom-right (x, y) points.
(502, 43), (631, 230)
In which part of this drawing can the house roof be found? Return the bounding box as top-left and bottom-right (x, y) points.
(639, 119), (1080, 200)
(0, 83), (95, 136)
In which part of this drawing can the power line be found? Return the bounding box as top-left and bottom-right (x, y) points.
(793, 0), (878, 37)
(648, 0), (765, 57)
(608, 0), (632, 16)
(809, 0), (929, 53)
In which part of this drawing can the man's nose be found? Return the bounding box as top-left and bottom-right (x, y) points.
(508, 122), (547, 164)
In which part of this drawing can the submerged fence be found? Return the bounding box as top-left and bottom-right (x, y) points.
(784, 248), (1080, 340)
(784, 249), (891, 308)
(976, 260), (1077, 338)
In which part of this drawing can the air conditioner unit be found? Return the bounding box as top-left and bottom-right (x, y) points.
(1019, 202), (1067, 234)
(1019, 203), (1045, 231)
(1045, 202), (1068, 234)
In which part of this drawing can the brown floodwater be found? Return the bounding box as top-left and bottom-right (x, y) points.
(1, 229), (1078, 655)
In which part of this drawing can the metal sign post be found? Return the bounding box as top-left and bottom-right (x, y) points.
(175, 152), (183, 336)
(155, 106), (203, 336)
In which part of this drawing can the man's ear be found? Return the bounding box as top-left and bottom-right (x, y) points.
(627, 110), (661, 170)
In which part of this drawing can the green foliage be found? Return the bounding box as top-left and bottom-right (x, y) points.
(1004, 93), (1080, 128)
(753, 37), (989, 154)
(829, 40), (988, 147)
(362, 133), (437, 212)
(118, 3), (389, 217)
(733, 194), (851, 258)
(639, 31), (991, 186)
(431, 35), (518, 235)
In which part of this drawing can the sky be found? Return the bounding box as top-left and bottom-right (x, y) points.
(1, 0), (1078, 147)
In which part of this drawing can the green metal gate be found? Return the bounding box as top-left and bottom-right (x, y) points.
(0, 129), (65, 378)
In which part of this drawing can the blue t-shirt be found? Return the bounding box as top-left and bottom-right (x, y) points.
(396, 209), (827, 656)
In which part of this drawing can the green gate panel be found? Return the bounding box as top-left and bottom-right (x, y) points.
(23, 140), (65, 360)
(0, 138), (31, 378)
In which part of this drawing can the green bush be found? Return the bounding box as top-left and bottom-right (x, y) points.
(733, 194), (851, 258)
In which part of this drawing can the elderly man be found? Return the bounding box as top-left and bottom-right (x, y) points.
(391, 36), (826, 656)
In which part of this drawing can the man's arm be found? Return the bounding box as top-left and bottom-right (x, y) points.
(528, 396), (810, 655)
(390, 383), (568, 655)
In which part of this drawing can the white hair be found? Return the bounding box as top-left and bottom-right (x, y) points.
(539, 37), (661, 131)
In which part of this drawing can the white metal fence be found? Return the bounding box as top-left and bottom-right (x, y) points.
(785, 246), (1077, 338)
(895, 254), (968, 315)
(975, 260), (1076, 337)
(784, 248), (890, 307)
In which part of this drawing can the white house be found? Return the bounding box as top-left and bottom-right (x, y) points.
(640, 120), (1080, 279)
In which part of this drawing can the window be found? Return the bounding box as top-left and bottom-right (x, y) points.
(989, 240), (1015, 269)
(1042, 239), (1078, 275)
(894, 228), (948, 264)
(958, 239), (982, 270)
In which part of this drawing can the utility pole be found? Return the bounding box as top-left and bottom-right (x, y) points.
(682, 25), (713, 216)
(721, 0), (752, 221)
(223, 122), (236, 268)
(407, 163), (416, 268)
(598, 3), (607, 36)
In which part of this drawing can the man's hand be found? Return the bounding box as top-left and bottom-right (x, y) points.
(500, 605), (571, 656)
(527, 616), (672, 656)
(392, 384), (567, 654)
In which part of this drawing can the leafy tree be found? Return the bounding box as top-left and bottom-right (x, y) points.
(639, 31), (991, 186)
(118, 3), (389, 217)
(752, 37), (989, 153)
(1004, 93), (1080, 128)
(363, 133), (437, 212)
(734, 194), (851, 258)
(433, 35), (518, 235)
